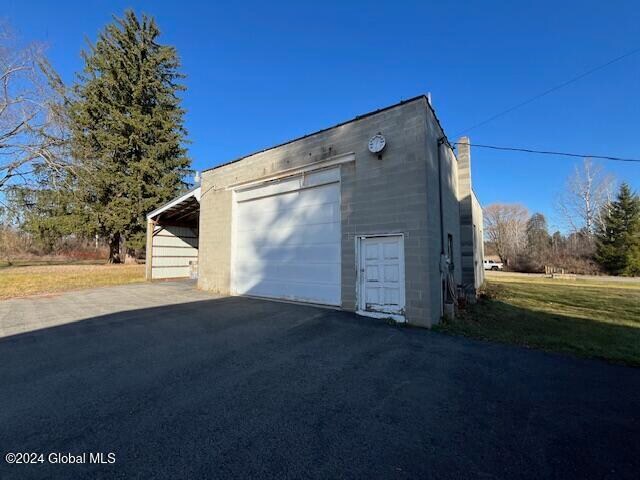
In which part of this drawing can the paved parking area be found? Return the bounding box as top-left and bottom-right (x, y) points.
(1, 283), (639, 479)
(0, 280), (213, 338)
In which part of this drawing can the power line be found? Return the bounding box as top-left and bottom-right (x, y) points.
(454, 142), (640, 163)
(455, 47), (640, 136)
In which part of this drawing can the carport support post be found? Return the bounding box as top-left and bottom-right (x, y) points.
(145, 218), (155, 281)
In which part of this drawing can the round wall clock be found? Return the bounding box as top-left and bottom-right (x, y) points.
(368, 134), (386, 154)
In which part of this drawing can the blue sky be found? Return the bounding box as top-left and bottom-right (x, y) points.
(5, 0), (640, 231)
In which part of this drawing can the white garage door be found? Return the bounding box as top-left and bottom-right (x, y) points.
(232, 167), (341, 305)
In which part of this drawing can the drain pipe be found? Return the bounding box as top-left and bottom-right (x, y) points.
(437, 138), (446, 257)
(437, 137), (446, 316)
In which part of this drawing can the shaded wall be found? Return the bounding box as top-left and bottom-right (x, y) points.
(471, 190), (485, 289)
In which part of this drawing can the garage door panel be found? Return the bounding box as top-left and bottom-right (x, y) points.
(239, 183), (338, 208)
(236, 222), (340, 244)
(235, 243), (340, 266)
(234, 262), (340, 285)
(235, 223), (340, 251)
(235, 168), (340, 203)
(243, 279), (341, 305)
(237, 195), (339, 233)
(236, 204), (339, 233)
(233, 172), (341, 306)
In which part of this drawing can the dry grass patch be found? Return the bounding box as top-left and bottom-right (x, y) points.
(0, 264), (145, 300)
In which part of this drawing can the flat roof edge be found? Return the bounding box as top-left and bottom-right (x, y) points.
(203, 95), (438, 174)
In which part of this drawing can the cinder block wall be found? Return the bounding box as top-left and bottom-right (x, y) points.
(422, 106), (462, 325)
(197, 186), (231, 294)
(199, 97), (454, 327)
(471, 190), (485, 289)
(456, 136), (475, 288)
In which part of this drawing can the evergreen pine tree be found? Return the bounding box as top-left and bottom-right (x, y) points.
(526, 213), (550, 251)
(9, 169), (87, 253)
(524, 212), (551, 271)
(71, 10), (191, 262)
(595, 183), (640, 276)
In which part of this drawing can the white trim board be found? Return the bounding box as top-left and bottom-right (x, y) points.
(147, 187), (201, 220)
(235, 167), (341, 202)
(226, 152), (355, 191)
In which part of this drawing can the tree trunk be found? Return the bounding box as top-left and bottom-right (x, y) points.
(108, 234), (122, 264)
(118, 235), (137, 264)
(124, 249), (137, 264)
(119, 235), (127, 263)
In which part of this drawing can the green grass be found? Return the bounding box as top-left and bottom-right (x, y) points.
(435, 273), (640, 366)
(0, 264), (145, 300)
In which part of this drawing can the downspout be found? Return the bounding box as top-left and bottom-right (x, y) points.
(437, 137), (446, 316)
(437, 138), (446, 256)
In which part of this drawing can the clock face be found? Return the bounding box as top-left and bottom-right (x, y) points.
(368, 134), (386, 153)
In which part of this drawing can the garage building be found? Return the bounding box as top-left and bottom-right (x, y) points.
(146, 95), (483, 327)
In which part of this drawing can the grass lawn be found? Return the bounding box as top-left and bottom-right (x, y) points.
(0, 259), (104, 268)
(0, 264), (145, 300)
(435, 272), (640, 366)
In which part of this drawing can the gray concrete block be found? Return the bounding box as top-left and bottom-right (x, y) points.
(196, 97), (480, 328)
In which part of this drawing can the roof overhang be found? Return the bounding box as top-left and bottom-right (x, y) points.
(147, 187), (201, 224)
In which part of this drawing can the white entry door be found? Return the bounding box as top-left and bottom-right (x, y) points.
(358, 235), (405, 319)
(232, 168), (341, 306)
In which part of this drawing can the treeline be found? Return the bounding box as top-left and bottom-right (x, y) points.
(484, 176), (640, 276)
(0, 227), (108, 265)
(0, 11), (191, 264)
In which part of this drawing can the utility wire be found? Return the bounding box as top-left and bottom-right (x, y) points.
(455, 47), (640, 136)
(454, 142), (640, 163)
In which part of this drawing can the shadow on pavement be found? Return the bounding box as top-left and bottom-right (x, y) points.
(1, 296), (639, 479)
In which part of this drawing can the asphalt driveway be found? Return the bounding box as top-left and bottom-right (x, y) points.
(1, 283), (639, 479)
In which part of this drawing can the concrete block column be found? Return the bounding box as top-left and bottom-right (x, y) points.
(457, 136), (475, 287)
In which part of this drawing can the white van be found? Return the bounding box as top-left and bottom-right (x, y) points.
(483, 259), (504, 271)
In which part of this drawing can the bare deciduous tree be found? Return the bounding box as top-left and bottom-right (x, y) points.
(483, 203), (529, 266)
(556, 159), (615, 236)
(0, 23), (68, 197)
